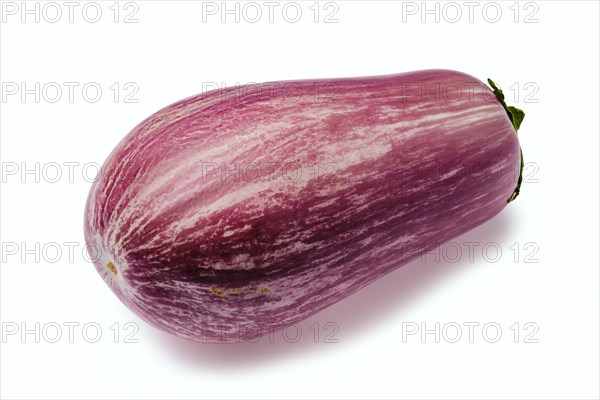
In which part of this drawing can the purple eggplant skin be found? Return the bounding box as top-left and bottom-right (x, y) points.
(84, 69), (522, 343)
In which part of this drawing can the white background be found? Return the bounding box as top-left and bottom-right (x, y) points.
(1, 1), (599, 399)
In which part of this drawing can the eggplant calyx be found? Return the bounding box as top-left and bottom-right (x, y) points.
(487, 78), (525, 203)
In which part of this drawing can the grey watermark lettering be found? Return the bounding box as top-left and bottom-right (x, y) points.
(401, 321), (540, 343)
(400, 1), (539, 24)
(1, 1), (140, 23)
(2, 321), (140, 343)
(201, 1), (339, 24)
(1, 82), (140, 104)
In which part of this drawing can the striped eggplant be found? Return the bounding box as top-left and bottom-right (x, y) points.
(84, 69), (524, 343)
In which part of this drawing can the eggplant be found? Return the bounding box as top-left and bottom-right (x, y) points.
(84, 69), (524, 342)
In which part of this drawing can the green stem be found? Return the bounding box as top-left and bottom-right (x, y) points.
(487, 78), (525, 203)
